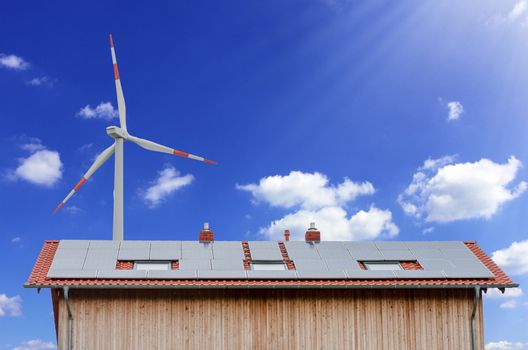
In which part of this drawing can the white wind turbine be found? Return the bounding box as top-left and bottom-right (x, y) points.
(54, 35), (218, 240)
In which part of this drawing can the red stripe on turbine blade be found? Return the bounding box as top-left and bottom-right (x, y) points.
(109, 34), (114, 48)
(173, 149), (189, 157)
(73, 177), (87, 191)
(113, 64), (120, 80)
(204, 159), (218, 165)
(53, 202), (64, 215)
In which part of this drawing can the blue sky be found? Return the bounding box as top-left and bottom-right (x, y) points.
(1, 0), (528, 348)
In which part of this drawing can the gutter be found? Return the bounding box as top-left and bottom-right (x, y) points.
(26, 283), (519, 290)
(63, 287), (73, 350)
(470, 286), (481, 350)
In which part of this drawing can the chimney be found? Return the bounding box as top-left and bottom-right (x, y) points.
(305, 222), (320, 242)
(284, 229), (290, 241)
(199, 222), (214, 242)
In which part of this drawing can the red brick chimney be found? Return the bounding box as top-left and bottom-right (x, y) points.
(284, 229), (290, 241)
(199, 222), (214, 242)
(305, 222), (320, 242)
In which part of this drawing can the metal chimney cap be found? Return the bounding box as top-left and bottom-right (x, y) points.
(309, 222), (316, 230)
(203, 222), (209, 230)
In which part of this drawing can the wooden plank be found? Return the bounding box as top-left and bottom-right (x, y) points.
(56, 288), (484, 350)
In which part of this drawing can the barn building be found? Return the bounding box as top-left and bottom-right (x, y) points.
(25, 224), (517, 350)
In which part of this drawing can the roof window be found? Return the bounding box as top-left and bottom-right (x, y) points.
(135, 261), (171, 271)
(363, 262), (402, 271)
(251, 261), (287, 271)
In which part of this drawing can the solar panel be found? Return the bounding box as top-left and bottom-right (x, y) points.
(418, 259), (455, 270)
(286, 248), (320, 260)
(440, 249), (476, 260)
(47, 269), (98, 278)
(89, 240), (120, 249)
(345, 270), (396, 279)
(197, 270), (247, 279)
(324, 259), (361, 270)
(120, 241), (150, 249)
(405, 241), (467, 249)
(246, 270), (297, 279)
(343, 241), (378, 251)
(296, 270), (347, 279)
(97, 270), (147, 279)
(284, 241), (313, 249)
(393, 270), (447, 279)
(149, 241), (181, 259)
(248, 241), (283, 260)
(182, 241), (213, 259)
(147, 270), (197, 279)
(83, 249), (119, 269)
(118, 249), (150, 260)
(58, 240), (90, 249)
(449, 258), (487, 269)
(375, 242), (409, 250)
(49, 258), (85, 270)
(211, 259), (245, 270)
(316, 242), (352, 259)
(150, 241), (182, 250)
(53, 248), (88, 260)
(443, 268), (493, 279)
(212, 241), (244, 259)
(348, 250), (384, 260)
(149, 248), (182, 260)
(179, 259), (212, 270)
(293, 259), (327, 271)
(379, 249), (416, 261)
(409, 249), (444, 259)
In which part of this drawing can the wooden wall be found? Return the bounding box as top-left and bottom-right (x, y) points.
(56, 288), (484, 350)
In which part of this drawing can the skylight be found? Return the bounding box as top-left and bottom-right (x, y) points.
(135, 261), (171, 271)
(363, 262), (402, 271)
(251, 262), (287, 271)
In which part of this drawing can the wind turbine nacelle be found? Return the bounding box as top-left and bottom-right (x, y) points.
(106, 126), (128, 139)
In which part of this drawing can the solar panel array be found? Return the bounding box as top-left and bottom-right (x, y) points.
(46, 240), (493, 280)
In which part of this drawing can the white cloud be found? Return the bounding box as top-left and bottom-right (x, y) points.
(5, 138), (63, 187)
(0, 54), (29, 70)
(77, 102), (118, 120)
(237, 171), (375, 210)
(0, 294), (22, 317)
(239, 171), (397, 240)
(486, 341), (528, 350)
(422, 227), (435, 235)
(500, 300), (518, 309)
(260, 205), (398, 241)
(447, 101), (464, 121)
(63, 205), (83, 214)
(485, 287), (523, 298)
(12, 339), (56, 350)
(399, 156), (527, 223)
(11, 237), (21, 243)
(78, 143), (93, 152)
(19, 138), (45, 152)
(143, 166), (194, 208)
(11, 150), (63, 187)
(26, 76), (55, 87)
(421, 155), (457, 171)
(492, 240), (528, 275)
(509, 1), (528, 21)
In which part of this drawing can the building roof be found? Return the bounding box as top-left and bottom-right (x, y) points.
(25, 240), (517, 289)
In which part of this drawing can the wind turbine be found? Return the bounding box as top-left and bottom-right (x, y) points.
(54, 35), (218, 240)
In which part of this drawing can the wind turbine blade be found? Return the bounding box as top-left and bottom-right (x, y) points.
(128, 135), (218, 165)
(110, 34), (127, 131)
(54, 143), (116, 214)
